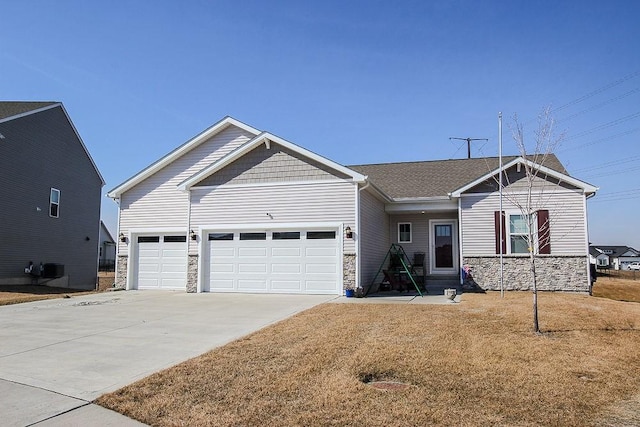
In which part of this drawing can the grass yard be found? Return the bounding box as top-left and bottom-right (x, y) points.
(592, 275), (640, 303)
(97, 291), (640, 427)
(0, 285), (94, 306)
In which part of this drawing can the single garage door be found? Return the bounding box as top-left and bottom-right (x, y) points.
(206, 229), (339, 294)
(136, 235), (188, 289)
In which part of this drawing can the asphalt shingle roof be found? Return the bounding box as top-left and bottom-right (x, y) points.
(348, 154), (568, 199)
(0, 101), (57, 120)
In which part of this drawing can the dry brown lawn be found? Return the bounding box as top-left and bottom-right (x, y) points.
(593, 275), (640, 303)
(0, 285), (94, 306)
(97, 291), (640, 427)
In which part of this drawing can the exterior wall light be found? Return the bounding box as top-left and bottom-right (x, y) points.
(190, 230), (197, 240)
(345, 226), (353, 239)
(119, 233), (127, 242)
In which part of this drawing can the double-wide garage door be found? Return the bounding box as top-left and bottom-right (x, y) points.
(206, 229), (339, 294)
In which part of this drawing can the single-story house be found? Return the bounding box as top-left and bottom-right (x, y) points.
(107, 117), (597, 294)
(0, 101), (105, 289)
(589, 245), (640, 270)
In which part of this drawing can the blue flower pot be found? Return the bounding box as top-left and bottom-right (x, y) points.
(345, 289), (355, 298)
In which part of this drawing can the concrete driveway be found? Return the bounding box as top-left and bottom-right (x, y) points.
(0, 291), (335, 426)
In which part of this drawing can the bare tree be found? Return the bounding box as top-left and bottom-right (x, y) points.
(503, 107), (565, 333)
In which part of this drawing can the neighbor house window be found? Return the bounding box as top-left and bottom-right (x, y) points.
(49, 188), (60, 218)
(398, 223), (412, 243)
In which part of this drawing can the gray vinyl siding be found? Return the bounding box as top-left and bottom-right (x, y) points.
(0, 106), (103, 288)
(189, 181), (357, 253)
(118, 125), (255, 255)
(195, 143), (350, 187)
(358, 189), (389, 287)
(460, 187), (587, 256)
(389, 212), (458, 269)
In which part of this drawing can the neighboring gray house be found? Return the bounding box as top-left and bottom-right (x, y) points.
(107, 117), (597, 294)
(0, 102), (104, 289)
(99, 220), (116, 271)
(589, 245), (640, 270)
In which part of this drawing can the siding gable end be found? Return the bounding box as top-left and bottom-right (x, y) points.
(194, 142), (351, 187)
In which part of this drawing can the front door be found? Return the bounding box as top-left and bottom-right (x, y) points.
(429, 220), (458, 274)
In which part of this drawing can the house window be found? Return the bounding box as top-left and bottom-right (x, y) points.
(508, 214), (531, 254)
(398, 223), (412, 243)
(49, 188), (60, 218)
(597, 258), (608, 266)
(495, 210), (550, 255)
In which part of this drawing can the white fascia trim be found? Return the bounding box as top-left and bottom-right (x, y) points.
(449, 157), (599, 197)
(196, 222), (343, 233)
(178, 132), (367, 191)
(190, 178), (353, 192)
(126, 227), (188, 235)
(0, 102), (59, 124)
(107, 117), (261, 198)
(385, 199), (457, 213)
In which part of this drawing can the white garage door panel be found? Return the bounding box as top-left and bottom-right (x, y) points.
(272, 247), (301, 257)
(211, 279), (234, 289)
(272, 263), (301, 273)
(136, 237), (187, 290)
(239, 247), (267, 257)
(238, 279), (267, 290)
(207, 229), (340, 294)
(271, 280), (302, 290)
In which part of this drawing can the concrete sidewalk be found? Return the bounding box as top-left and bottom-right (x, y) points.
(0, 291), (335, 426)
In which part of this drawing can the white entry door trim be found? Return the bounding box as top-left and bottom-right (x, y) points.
(429, 219), (459, 275)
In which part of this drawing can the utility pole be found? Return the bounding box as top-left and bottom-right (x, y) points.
(449, 137), (489, 159)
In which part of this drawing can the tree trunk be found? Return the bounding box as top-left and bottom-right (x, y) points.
(530, 252), (540, 333)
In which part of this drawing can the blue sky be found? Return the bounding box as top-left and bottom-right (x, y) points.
(2, 1), (639, 249)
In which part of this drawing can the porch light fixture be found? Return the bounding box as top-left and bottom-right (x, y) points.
(119, 233), (126, 242)
(345, 226), (353, 239)
(190, 230), (197, 240)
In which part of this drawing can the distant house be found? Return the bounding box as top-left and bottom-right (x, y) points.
(589, 245), (640, 270)
(107, 116), (597, 294)
(0, 102), (104, 289)
(99, 221), (116, 271)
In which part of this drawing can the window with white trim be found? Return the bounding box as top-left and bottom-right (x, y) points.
(508, 213), (533, 254)
(49, 188), (60, 218)
(398, 223), (412, 243)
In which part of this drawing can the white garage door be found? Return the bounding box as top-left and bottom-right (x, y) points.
(136, 235), (188, 289)
(206, 229), (339, 294)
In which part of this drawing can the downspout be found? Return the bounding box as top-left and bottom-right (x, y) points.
(457, 197), (464, 285)
(356, 180), (371, 292)
(186, 189), (197, 293)
(584, 190), (594, 294)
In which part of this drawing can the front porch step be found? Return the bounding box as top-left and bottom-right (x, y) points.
(425, 275), (461, 292)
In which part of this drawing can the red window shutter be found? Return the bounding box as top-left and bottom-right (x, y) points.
(537, 209), (551, 254)
(494, 211), (506, 254)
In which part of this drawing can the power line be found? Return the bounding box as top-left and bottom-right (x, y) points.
(558, 127), (640, 153)
(552, 70), (640, 114)
(556, 88), (640, 124)
(564, 112), (640, 141)
(571, 155), (640, 173)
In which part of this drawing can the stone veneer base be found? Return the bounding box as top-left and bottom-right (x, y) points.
(115, 255), (128, 290)
(463, 255), (589, 292)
